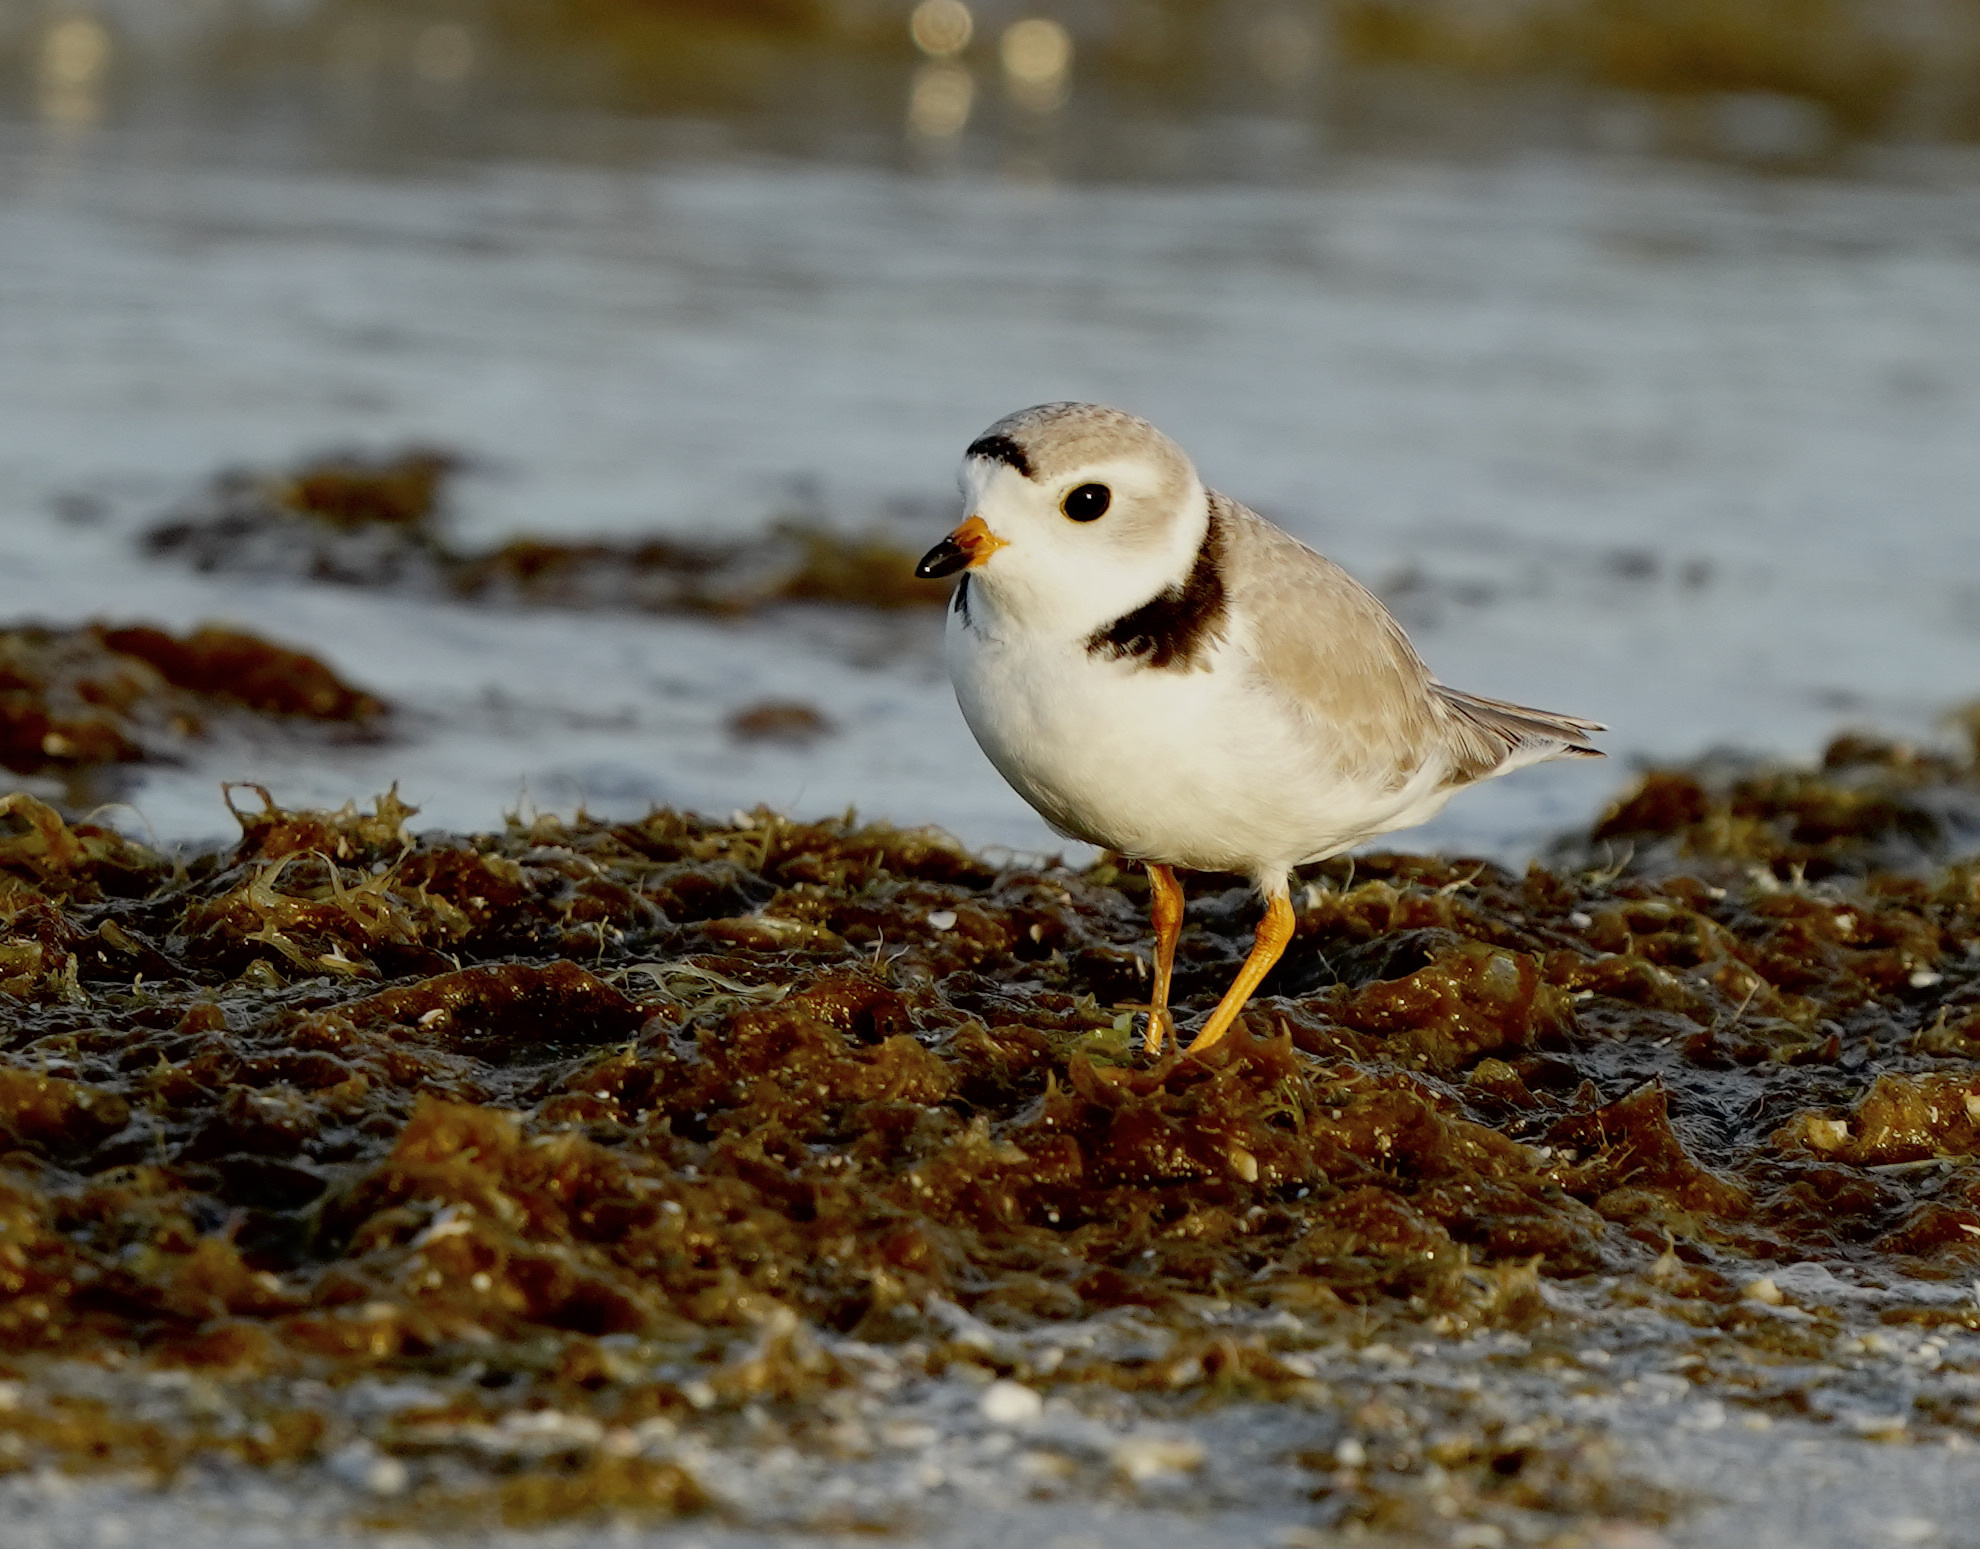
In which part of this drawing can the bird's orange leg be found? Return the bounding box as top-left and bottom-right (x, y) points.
(1184, 892), (1295, 1056)
(1144, 863), (1184, 1056)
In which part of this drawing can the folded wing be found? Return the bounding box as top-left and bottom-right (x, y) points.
(1431, 684), (1606, 784)
(1217, 494), (1604, 790)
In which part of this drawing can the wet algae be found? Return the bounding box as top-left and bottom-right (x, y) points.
(143, 449), (944, 615)
(3, 725), (1980, 1537)
(0, 622), (385, 782)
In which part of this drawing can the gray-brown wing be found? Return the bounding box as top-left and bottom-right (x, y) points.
(1430, 686), (1606, 778)
(1216, 498), (1452, 785)
(1216, 496), (1602, 787)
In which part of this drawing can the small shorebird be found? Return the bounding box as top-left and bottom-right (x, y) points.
(917, 402), (1603, 1057)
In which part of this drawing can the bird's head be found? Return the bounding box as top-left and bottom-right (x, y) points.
(916, 402), (1210, 637)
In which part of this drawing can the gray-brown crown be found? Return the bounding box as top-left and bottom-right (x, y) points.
(965, 402), (1193, 488)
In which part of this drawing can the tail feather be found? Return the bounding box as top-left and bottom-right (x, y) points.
(1433, 684), (1606, 781)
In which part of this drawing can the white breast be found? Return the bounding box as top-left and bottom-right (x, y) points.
(945, 592), (1458, 879)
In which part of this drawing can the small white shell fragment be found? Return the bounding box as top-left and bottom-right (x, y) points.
(1333, 1436), (1368, 1468)
(1568, 911), (1594, 929)
(1109, 1433), (1203, 1480)
(500, 1408), (605, 1446)
(880, 1419), (938, 1449)
(1806, 1117), (1850, 1152)
(927, 909), (958, 931)
(979, 1379), (1043, 1426)
(1742, 1276), (1785, 1305)
(329, 1441), (409, 1497)
(1911, 969), (1944, 988)
(1229, 1147), (1259, 1182)
(1966, 1093), (1980, 1123)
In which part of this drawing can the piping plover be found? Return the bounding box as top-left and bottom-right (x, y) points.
(917, 402), (1604, 1057)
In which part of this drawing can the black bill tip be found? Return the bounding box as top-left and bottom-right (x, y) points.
(915, 536), (970, 580)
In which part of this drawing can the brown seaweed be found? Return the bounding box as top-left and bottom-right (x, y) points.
(2, 723), (1980, 1535)
(0, 622), (386, 779)
(142, 449), (945, 615)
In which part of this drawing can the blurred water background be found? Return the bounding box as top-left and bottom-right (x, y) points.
(3, 0), (1980, 858)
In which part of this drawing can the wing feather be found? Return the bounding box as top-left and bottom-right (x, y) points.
(1214, 495), (1603, 788)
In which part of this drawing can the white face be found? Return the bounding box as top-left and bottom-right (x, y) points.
(959, 450), (1209, 640)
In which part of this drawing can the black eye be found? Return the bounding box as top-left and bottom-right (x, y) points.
(1062, 483), (1111, 522)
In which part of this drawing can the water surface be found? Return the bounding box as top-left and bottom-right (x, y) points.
(3, 119), (1978, 855)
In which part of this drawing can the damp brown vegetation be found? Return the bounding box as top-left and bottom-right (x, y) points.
(2, 721), (1980, 1531)
(143, 448), (945, 615)
(0, 622), (386, 781)
(1330, 0), (1980, 141)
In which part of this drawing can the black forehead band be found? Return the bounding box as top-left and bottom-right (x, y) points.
(964, 433), (1034, 480)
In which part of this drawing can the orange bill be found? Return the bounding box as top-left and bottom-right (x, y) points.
(915, 514), (1010, 579)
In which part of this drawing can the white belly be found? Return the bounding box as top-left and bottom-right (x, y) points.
(946, 604), (1451, 879)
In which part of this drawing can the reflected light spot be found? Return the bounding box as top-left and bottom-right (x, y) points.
(908, 62), (974, 139)
(412, 22), (475, 85)
(909, 0), (973, 59)
(40, 17), (112, 90)
(1001, 18), (1071, 84)
(1001, 18), (1071, 112)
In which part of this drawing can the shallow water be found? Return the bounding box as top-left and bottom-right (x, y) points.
(3, 116), (1980, 855)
